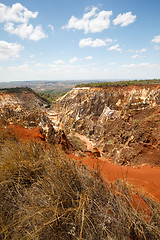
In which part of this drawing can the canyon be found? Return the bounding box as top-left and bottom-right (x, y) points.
(0, 84), (160, 201)
(51, 84), (160, 166)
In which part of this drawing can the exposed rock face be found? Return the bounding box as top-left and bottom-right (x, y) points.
(1, 85), (160, 166)
(0, 90), (56, 143)
(51, 85), (160, 166)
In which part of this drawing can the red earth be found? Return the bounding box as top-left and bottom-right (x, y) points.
(8, 124), (45, 142)
(68, 154), (160, 202)
(8, 124), (160, 202)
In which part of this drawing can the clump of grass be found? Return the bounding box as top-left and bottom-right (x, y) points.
(0, 129), (160, 239)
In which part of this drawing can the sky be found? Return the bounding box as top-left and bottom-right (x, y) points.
(0, 0), (160, 82)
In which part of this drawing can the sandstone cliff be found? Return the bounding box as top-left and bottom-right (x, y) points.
(51, 85), (160, 166)
(0, 89), (56, 143)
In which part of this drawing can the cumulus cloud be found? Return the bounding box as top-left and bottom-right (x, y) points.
(138, 62), (158, 68)
(0, 3), (47, 41)
(63, 7), (113, 33)
(0, 3), (38, 23)
(154, 45), (160, 50)
(4, 22), (47, 41)
(121, 64), (136, 68)
(0, 41), (23, 61)
(113, 12), (136, 27)
(69, 57), (78, 64)
(30, 54), (35, 58)
(128, 48), (147, 57)
(109, 62), (117, 65)
(136, 48), (147, 53)
(35, 63), (45, 67)
(152, 35), (160, 43)
(79, 38), (110, 48)
(85, 56), (93, 60)
(131, 54), (139, 59)
(108, 44), (121, 52)
(54, 59), (65, 64)
(121, 62), (159, 69)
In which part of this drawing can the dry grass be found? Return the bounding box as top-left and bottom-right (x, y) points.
(0, 129), (160, 240)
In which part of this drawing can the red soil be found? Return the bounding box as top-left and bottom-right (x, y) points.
(68, 154), (160, 202)
(6, 124), (160, 202)
(8, 124), (45, 142)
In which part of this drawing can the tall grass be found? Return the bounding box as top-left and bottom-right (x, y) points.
(0, 129), (160, 239)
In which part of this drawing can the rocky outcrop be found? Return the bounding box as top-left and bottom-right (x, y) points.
(51, 85), (160, 166)
(0, 90), (57, 143)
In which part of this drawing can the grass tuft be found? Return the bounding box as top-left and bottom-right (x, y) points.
(0, 129), (160, 239)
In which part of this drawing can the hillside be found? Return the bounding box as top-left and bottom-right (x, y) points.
(51, 84), (160, 166)
(0, 84), (160, 239)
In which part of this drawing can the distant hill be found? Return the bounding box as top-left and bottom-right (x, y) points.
(75, 79), (160, 88)
(0, 80), (100, 92)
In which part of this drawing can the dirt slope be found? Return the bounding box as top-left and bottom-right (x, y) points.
(68, 154), (160, 202)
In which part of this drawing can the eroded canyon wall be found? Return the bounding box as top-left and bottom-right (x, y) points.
(52, 85), (160, 165)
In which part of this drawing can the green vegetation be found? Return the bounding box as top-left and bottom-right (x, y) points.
(37, 88), (72, 104)
(75, 79), (160, 88)
(0, 128), (160, 239)
(0, 87), (34, 93)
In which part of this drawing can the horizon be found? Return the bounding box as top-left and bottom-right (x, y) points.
(0, 0), (160, 82)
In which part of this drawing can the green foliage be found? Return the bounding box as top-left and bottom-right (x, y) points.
(37, 88), (72, 104)
(75, 79), (160, 88)
(0, 87), (34, 93)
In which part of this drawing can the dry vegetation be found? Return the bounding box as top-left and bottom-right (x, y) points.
(75, 79), (160, 88)
(0, 128), (160, 239)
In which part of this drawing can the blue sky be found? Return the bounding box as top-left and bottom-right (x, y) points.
(0, 0), (160, 82)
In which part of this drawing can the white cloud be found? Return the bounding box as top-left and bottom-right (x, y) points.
(53, 59), (65, 64)
(105, 38), (113, 44)
(154, 45), (160, 50)
(131, 54), (145, 59)
(29, 25), (47, 41)
(79, 38), (108, 48)
(109, 62), (117, 65)
(128, 48), (147, 57)
(0, 41), (23, 61)
(108, 44), (122, 52)
(30, 54), (35, 58)
(121, 64), (136, 68)
(48, 24), (54, 33)
(131, 54), (139, 59)
(152, 35), (160, 43)
(85, 56), (93, 60)
(35, 63), (45, 67)
(63, 7), (113, 33)
(113, 12), (136, 27)
(138, 62), (158, 68)
(136, 48), (147, 53)
(121, 62), (159, 69)
(0, 3), (47, 41)
(0, 3), (38, 23)
(69, 57), (78, 64)
(4, 22), (47, 41)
